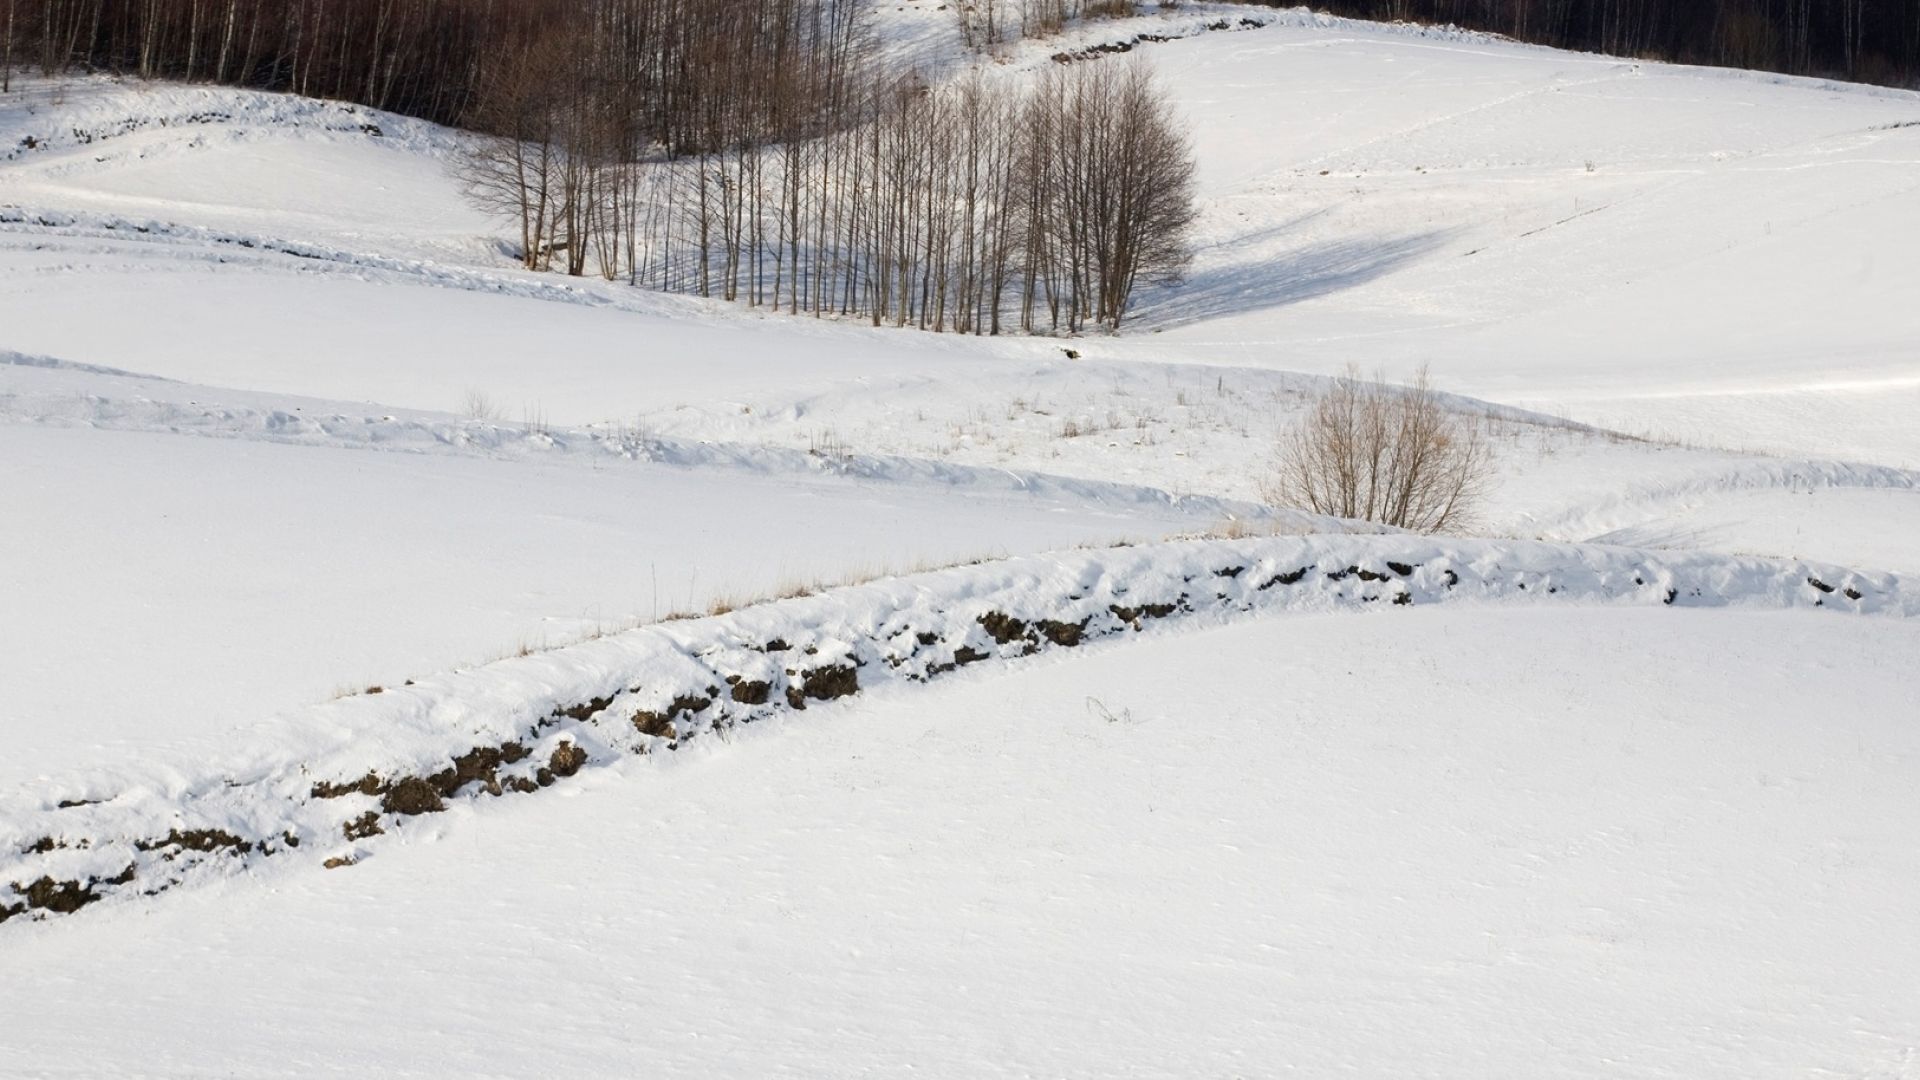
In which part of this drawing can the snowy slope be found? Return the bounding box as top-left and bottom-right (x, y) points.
(1, 10), (1912, 754)
(0, 79), (480, 260)
(5, 603), (1918, 1078)
(4, 10), (1920, 1076)
(5, 340), (1326, 791)
(1, 5), (1915, 824)
(4, 532), (1906, 925)
(1116, 13), (1920, 467)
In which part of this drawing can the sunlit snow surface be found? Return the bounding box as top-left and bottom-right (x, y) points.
(3, 6), (1919, 1076)
(8, 608), (1919, 1078)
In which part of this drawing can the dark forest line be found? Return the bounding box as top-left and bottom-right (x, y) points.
(5, 0), (1912, 335)
(1, 1), (1202, 334)
(1235, 0), (1920, 88)
(4, 2), (1914, 132)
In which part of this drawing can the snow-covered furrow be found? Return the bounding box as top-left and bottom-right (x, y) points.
(0, 206), (640, 312)
(876, 2), (1278, 83)
(1030, 10), (1271, 65)
(1, 77), (461, 163)
(1527, 458), (1920, 542)
(2, 534), (1907, 928)
(0, 351), (1301, 527)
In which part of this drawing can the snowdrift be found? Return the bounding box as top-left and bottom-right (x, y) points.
(3, 533), (1909, 927)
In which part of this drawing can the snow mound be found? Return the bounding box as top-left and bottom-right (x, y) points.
(1, 76), (461, 164)
(0, 348), (1304, 525)
(3, 533), (1907, 927)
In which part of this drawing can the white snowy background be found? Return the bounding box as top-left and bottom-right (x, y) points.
(2, 3), (1918, 1076)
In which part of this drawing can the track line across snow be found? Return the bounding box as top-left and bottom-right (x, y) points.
(0, 349), (1307, 527)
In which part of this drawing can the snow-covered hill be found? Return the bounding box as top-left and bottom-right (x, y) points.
(9, 599), (1919, 1078)
(3, 6), (1918, 1077)
(1125, 12), (1920, 470)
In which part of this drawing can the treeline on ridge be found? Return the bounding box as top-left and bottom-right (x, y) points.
(0, 0), (1146, 127)
(1241, 0), (1920, 87)
(4, 0), (1914, 123)
(2, 0), (1192, 333)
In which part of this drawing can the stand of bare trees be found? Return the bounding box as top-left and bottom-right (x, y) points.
(0, 0), (870, 130)
(445, 0), (865, 283)
(0, 0), (534, 120)
(462, 50), (1196, 334)
(2, 0), (1197, 332)
(3, 0), (1914, 118)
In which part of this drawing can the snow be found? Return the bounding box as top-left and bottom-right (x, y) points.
(6, 605), (1919, 1078)
(0, 407), (1261, 792)
(1545, 483), (1920, 573)
(3, 532), (1906, 926)
(1113, 16), (1920, 468)
(4, 6), (1920, 1075)
(0, 78), (478, 259)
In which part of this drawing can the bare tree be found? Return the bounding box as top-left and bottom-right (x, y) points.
(455, 40), (561, 271)
(2, 0), (16, 93)
(34, 0), (1914, 110)
(1263, 367), (1493, 533)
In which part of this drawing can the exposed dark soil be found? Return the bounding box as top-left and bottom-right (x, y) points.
(730, 679), (771, 705)
(633, 710), (677, 738)
(21, 876), (98, 914)
(1035, 618), (1089, 647)
(554, 695), (615, 723)
(978, 612), (1029, 644)
(381, 778), (445, 816)
(313, 773), (385, 799)
(799, 664), (859, 702)
(136, 828), (254, 857)
(1259, 567), (1311, 590)
(1110, 601), (1178, 624)
(428, 742), (529, 798)
(548, 742), (588, 778)
(342, 811), (384, 841)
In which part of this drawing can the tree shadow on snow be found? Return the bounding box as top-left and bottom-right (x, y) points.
(1129, 229), (1453, 331)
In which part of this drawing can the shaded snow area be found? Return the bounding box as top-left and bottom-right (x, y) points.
(4, 3), (1920, 1076)
(7, 603), (1919, 1078)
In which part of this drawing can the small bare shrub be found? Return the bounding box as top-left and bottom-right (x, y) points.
(808, 429), (852, 462)
(521, 404), (549, 438)
(463, 389), (502, 422)
(1262, 366), (1492, 533)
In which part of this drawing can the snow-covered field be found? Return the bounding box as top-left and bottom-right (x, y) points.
(3, 3), (1918, 1076)
(8, 602), (1919, 1078)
